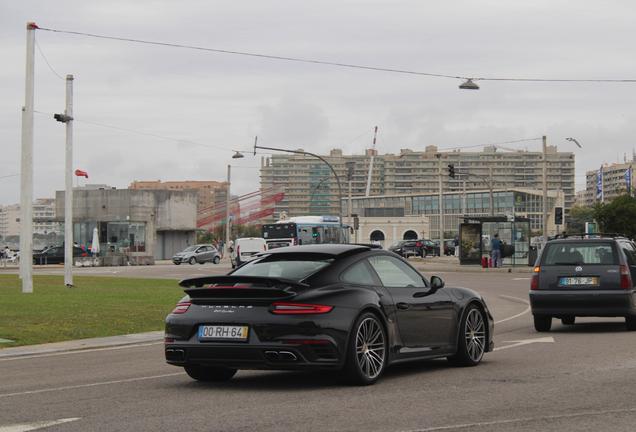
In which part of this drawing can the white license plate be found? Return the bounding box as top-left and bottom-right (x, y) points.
(562, 277), (597, 285)
(198, 325), (248, 340)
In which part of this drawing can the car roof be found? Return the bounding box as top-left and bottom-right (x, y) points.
(258, 244), (375, 258)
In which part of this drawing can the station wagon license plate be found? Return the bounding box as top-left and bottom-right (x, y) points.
(561, 277), (597, 286)
(198, 325), (248, 340)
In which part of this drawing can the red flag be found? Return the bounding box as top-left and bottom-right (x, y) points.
(75, 170), (89, 178)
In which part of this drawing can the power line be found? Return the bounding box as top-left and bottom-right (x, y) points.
(37, 26), (636, 83)
(33, 111), (238, 153)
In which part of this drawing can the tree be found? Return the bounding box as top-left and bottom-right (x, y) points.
(566, 205), (595, 233)
(592, 192), (636, 239)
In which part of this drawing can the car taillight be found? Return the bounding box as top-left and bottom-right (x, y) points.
(271, 303), (334, 314)
(621, 265), (632, 290)
(416, 242), (421, 246)
(172, 302), (191, 314)
(530, 267), (540, 290)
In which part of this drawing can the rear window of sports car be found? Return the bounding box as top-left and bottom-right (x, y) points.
(542, 243), (617, 265)
(231, 256), (334, 280)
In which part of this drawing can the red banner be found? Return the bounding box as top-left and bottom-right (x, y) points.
(74, 169), (89, 178)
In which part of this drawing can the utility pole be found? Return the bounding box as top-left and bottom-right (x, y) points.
(20, 22), (37, 293)
(542, 136), (548, 239)
(226, 165), (231, 259)
(437, 154), (444, 249)
(63, 75), (74, 287)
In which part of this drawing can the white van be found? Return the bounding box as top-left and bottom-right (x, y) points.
(231, 237), (267, 268)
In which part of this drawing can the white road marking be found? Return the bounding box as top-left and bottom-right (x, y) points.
(0, 418), (80, 432)
(397, 407), (636, 431)
(512, 277), (530, 280)
(494, 295), (531, 324)
(494, 336), (555, 351)
(0, 373), (183, 399)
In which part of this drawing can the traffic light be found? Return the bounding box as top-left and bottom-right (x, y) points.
(447, 164), (455, 179)
(345, 162), (355, 181)
(554, 207), (563, 225)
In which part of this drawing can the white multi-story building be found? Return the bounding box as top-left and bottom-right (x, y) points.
(0, 199), (60, 239)
(582, 161), (634, 206)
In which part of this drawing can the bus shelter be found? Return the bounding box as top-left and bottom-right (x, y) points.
(459, 216), (535, 267)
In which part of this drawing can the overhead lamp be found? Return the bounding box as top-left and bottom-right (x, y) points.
(566, 137), (581, 148)
(459, 79), (480, 90)
(232, 151), (245, 159)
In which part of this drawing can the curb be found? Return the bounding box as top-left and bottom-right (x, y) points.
(0, 331), (164, 359)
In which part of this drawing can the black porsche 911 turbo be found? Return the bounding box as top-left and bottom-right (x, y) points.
(165, 244), (494, 385)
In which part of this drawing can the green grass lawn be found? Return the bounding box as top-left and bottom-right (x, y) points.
(0, 275), (185, 348)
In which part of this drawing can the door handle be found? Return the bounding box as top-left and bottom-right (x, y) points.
(396, 303), (409, 310)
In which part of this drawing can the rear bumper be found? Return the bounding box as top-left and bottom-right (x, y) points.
(529, 290), (636, 317)
(165, 341), (342, 371)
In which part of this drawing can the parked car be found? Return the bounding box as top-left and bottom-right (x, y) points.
(388, 240), (421, 258)
(529, 233), (636, 332)
(165, 244), (494, 385)
(172, 244), (221, 265)
(32, 246), (87, 265)
(231, 237), (268, 268)
(417, 239), (441, 257)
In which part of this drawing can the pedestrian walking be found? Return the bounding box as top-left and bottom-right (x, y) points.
(453, 236), (460, 257)
(491, 233), (503, 267)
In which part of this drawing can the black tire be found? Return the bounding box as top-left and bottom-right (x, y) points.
(447, 304), (486, 367)
(626, 316), (636, 331)
(213, 256), (220, 264)
(561, 317), (575, 325)
(534, 315), (552, 332)
(188, 257), (197, 265)
(184, 365), (237, 382)
(173, 262), (181, 265)
(338, 312), (387, 386)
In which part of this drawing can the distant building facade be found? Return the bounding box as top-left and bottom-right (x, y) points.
(259, 145), (575, 230)
(56, 188), (198, 261)
(580, 161), (635, 206)
(0, 199), (59, 239)
(130, 180), (228, 213)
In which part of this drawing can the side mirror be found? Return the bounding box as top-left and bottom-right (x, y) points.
(430, 275), (445, 290)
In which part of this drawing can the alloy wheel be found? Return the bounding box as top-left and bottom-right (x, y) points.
(355, 317), (386, 380)
(464, 308), (486, 363)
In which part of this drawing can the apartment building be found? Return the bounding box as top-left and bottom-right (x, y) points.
(579, 161), (635, 207)
(0, 199), (59, 239)
(259, 145), (575, 229)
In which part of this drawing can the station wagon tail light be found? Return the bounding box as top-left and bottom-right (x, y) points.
(271, 303), (334, 314)
(172, 302), (191, 314)
(621, 266), (631, 290)
(531, 267), (540, 290)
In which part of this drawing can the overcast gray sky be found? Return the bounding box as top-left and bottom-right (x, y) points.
(2, 0), (635, 206)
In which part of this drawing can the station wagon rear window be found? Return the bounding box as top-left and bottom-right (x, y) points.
(542, 243), (617, 265)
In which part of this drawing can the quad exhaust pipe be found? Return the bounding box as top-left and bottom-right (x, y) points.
(264, 351), (297, 362)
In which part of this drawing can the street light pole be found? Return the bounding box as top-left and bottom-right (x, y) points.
(254, 142), (344, 239)
(226, 164), (231, 259)
(436, 154), (444, 248)
(542, 136), (548, 239)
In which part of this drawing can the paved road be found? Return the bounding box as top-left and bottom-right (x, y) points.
(2, 271), (636, 431)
